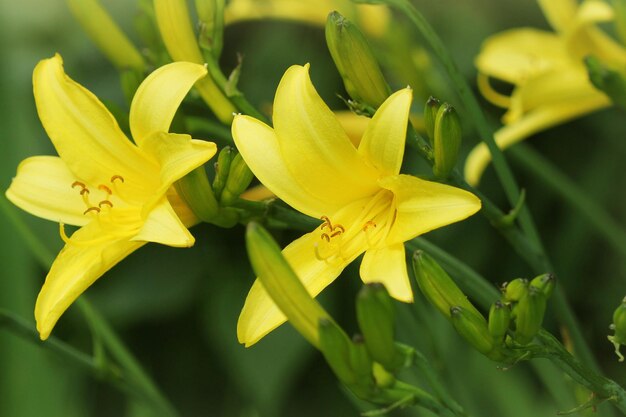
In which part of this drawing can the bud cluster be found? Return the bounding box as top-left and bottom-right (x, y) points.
(413, 250), (556, 362)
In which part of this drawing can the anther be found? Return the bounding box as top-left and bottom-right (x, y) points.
(330, 230), (343, 238)
(321, 233), (330, 242)
(111, 175), (124, 183)
(71, 181), (86, 190)
(320, 215), (332, 230)
(363, 221), (376, 231)
(98, 184), (112, 195)
(334, 224), (345, 233)
(80, 188), (90, 196)
(83, 206), (101, 215)
(98, 200), (113, 208)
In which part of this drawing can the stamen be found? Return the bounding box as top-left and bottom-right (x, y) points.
(363, 221), (376, 231)
(79, 188), (90, 195)
(83, 206), (101, 215)
(321, 233), (330, 242)
(98, 184), (112, 195)
(334, 225), (345, 234)
(98, 200), (113, 208)
(71, 181), (86, 190)
(320, 215), (332, 230)
(330, 230), (343, 238)
(111, 175), (124, 183)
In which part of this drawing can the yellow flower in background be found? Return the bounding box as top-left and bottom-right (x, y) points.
(465, 0), (626, 186)
(232, 64), (481, 346)
(224, 0), (390, 38)
(5, 55), (216, 339)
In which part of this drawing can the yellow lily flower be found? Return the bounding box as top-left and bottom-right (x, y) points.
(224, 0), (390, 38)
(5, 54), (217, 339)
(232, 64), (481, 346)
(465, 0), (626, 186)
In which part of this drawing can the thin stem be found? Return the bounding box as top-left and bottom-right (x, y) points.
(510, 144), (626, 259)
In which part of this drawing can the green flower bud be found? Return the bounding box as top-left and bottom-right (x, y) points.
(513, 287), (546, 345)
(221, 153), (254, 205)
(585, 55), (626, 110)
(488, 300), (511, 343)
(175, 167), (219, 222)
(529, 273), (556, 299)
(245, 222), (333, 349)
(212, 146), (234, 198)
(195, 0), (225, 58)
(501, 278), (529, 303)
(608, 297), (626, 362)
(432, 103), (462, 179)
(423, 96), (441, 144)
(412, 251), (483, 320)
(325, 11), (390, 109)
(450, 306), (494, 355)
(356, 283), (400, 371)
(615, 0), (626, 46)
(319, 322), (375, 398)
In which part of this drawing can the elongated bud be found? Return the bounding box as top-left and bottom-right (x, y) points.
(513, 287), (546, 345)
(372, 362), (395, 389)
(245, 222), (333, 348)
(615, 0), (626, 46)
(608, 297), (626, 362)
(412, 251), (483, 320)
(221, 153), (254, 205)
(175, 166), (219, 222)
(501, 278), (529, 303)
(585, 55), (626, 110)
(196, 0), (225, 58)
(154, 0), (235, 122)
(356, 284), (400, 371)
(488, 301), (511, 343)
(423, 96), (441, 144)
(433, 103), (462, 179)
(67, 0), (145, 71)
(325, 11), (390, 109)
(319, 321), (375, 398)
(450, 306), (494, 355)
(530, 273), (556, 299)
(212, 146), (234, 198)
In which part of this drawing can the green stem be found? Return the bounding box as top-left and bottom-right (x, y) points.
(510, 144), (626, 259)
(0, 196), (178, 417)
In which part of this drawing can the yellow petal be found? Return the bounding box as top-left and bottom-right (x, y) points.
(360, 243), (412, 302)
(380, 174), (481, 245)
(237, 231), (349, 347)
(132, 198), (195, 247)
(358, 88), (412, 176)
(476, 29), (569, 85)
(35, 223), (145, 340)
(140, 132), (217, 195)
(273, 64), (380, 206)
(335, 110), (370, 147)
(129, 61), (208, 146)
(167, 186), (199, 228)
(537, 0), (578, 33)
(6, 156), (89, 226)
(33, 54), (159, 194)
(464, 93), (610, 186)
(232, 115), (340, 217)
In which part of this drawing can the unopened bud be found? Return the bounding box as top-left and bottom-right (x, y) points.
(195, 0), (225, 58)
(423, 96), (441, 144)
(221, 153), (254, 205)
(530, 273), (556, 299)
(212, 146), (234, 198)
(325, 11), (390, 109)
(175, 166), (219, 222)
(513, 286), (546, 345)
(585, 55), (626, 110)
(450, 306), (494, 355)
(319, 321), (375, 398)
(356, 283), (400, 371)
(412, 251), (482, 320)
(608, 297), (626, 362)
(615, 0), (626, 46)
(245, 222), (332, 348)
(432, 103), (462, 179)
(501, 278), (529, 303)
(488, 300), (511, 343)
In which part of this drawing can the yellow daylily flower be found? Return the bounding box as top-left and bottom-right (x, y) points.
(5, 54), (217, 340)
(465, 0), (626, 186)
(232, 64), (481, 346)
(224, 0), (391, 38)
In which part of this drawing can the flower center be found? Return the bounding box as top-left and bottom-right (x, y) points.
(314, 190), (395, 264)
(59, 175), (140, 246)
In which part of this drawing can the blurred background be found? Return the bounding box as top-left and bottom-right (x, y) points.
(1, 0), (625, 416)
